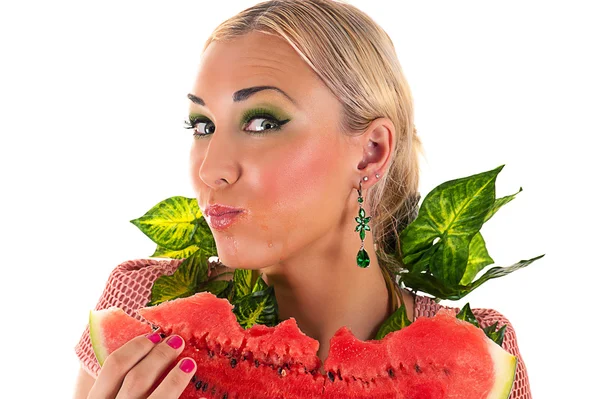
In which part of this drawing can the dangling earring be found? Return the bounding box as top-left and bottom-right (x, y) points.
(355, 176), (371, 268)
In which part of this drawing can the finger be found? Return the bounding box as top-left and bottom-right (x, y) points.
(116, 334), (187, 399)
(148, 358), (197, 399)
(88, 332), (163, 399)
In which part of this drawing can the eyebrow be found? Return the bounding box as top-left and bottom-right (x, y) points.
(187, 86), (297, 107)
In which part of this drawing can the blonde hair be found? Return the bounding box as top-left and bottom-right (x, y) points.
(203, 0), (424, 276)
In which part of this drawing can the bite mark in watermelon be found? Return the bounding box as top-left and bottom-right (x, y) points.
(89, 292), (517, 398)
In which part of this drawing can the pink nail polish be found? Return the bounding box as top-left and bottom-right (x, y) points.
(179, 358), (195, 373)
(166, 335), (183, 349)
(146, 333), (161, 344)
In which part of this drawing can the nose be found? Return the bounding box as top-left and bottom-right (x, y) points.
(196, 129), (240, 190)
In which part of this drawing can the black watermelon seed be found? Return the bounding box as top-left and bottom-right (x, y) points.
(202, 382), (209, 392)
(191, 375), (197, 383)
(415, 364), (422, 373)
(327, 371), (335, 382)
(195, 381), (203, 390)
(159, 333), (166, 339)
(222, 394), (228, 399)
(388, 368), (395, 378)
(254, 360), (260, 368)
(230, 358), (237, 368)
(337, 369), (342, 381)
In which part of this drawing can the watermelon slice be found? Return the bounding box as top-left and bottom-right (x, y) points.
(89, 292), (517, 398)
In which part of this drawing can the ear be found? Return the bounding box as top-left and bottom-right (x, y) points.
(356, 117), (395, 190)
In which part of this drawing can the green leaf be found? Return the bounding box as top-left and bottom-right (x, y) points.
(190, 216), (217, 256)
(233, 286), (279, 329)
(459, 232), (494, 285)
(147, 249), (209, 306)
(483, 187), (523, 223)
(400, 253), (545, 300)
(400, 272), (463, 300)
(456, 303), (480, 328)
(457, 304), (507, 346)
(232, 269), (253, 302)
(251, 275), (269, 293)
(400, 165), (504, 285)
(466, 254), (545, 293)
(409, 241), (442, 274)
(375, 304), (412, 340)
(483, 322), (507, 346)
(202, 280), (233, 298)
(430, 234), (471, 286)
(151, 243), (200, 259)
(131, 196), (204, 251)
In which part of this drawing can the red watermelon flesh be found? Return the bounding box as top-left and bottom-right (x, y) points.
(89, 292), (517, 398)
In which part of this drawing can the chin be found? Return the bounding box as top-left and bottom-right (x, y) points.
(214, 239), (283, 270)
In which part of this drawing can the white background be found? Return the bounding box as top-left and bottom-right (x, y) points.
(1, 1), (597, 397)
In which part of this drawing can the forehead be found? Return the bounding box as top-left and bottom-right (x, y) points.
(190, 31), (326, 111)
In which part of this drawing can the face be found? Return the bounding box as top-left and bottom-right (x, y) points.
(188, 31), (359, 269)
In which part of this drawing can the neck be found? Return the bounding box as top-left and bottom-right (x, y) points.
(260, 201), (391, 364)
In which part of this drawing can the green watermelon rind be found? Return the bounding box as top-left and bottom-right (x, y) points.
(486, 338), (518, 399)
(89, 308), (114, 366)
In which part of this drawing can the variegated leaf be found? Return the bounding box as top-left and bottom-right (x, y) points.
(375, 304), (412, 339)
(233, 285), (278, 329)
(130, 196), (203, 251)
(151, 243), (200, 259)
(232, 269), (253, 302)
(401, 254), (545, 300)
(401, 165), (503, 285)
(459, 232), (494, 285)
(147, 249), (208, 306)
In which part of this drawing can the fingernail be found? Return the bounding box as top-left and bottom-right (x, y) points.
(179, 358), (195, 373)
(146, 333), (161, 344)
(166, 335), (183, 349)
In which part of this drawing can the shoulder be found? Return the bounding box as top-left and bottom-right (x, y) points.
(97, 257), (229, 315)
(99, 258), (184, 316)
(414, 295), (532, 398)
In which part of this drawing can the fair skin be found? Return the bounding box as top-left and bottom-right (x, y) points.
(73, 30), (414, 397)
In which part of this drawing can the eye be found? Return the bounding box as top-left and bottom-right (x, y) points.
(184, 110), (291, 139)
(242, 114), (284, 134)
(184, 116), (215, 139)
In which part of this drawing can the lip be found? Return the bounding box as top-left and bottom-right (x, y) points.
(204, 204), (244, 217)
(205, 211), (243, 230)
(203, 203), (245, 230)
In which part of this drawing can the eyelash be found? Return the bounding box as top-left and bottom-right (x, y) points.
(183, 109), (289, 139)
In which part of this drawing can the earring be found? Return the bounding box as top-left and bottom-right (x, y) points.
(355, 176), (371, 268)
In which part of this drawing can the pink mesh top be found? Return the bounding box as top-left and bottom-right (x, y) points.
(75, 258), (532, 398)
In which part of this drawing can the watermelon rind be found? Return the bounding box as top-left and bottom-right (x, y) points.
(89, 308), (114, 366)
(486, 337), (518, 398)
(89, 307), (153, 366)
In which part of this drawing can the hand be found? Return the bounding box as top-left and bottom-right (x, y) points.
(87, 333), (198, 399)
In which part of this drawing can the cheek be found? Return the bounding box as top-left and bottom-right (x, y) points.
(262, 137), (339, 215)
(242, 136), (345, 258)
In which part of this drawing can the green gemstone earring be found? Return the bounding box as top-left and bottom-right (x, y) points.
(355, 176), (372, 268)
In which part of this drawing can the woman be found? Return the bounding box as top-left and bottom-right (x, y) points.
(74, 1), (531, 398)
